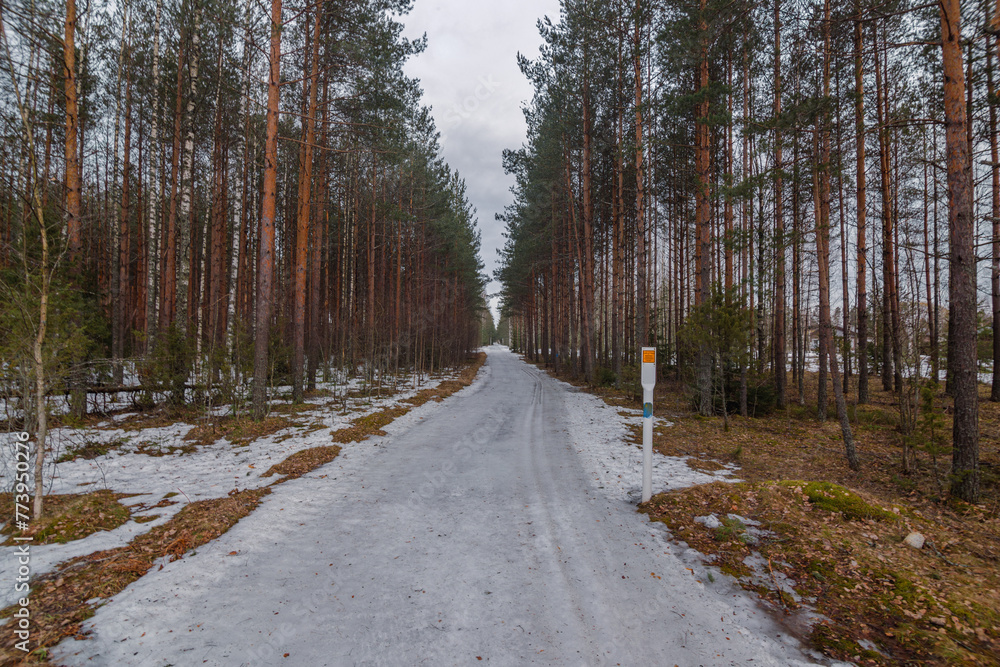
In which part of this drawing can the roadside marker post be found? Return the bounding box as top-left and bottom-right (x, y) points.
(640, 347), (656, 503)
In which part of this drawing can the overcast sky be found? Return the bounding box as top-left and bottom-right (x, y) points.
(400, 0), (563, 322)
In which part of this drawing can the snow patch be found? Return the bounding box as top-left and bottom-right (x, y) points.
(557, 377), (737, 503)
(0, 370), (456, 608)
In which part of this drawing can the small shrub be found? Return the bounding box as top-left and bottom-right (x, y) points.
(139, 324), (193, 406)
(56, 435), (129, 462)
(715, 515), (749, 543)
(596, 366), (617, 387)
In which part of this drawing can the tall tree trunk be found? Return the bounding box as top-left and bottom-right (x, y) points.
(814, 127), (828, 421)
(367, 158), (377, 364)
(695, 1), (713, 414)
(117, 52), (133, 373)
(773, 0), (786, 408)
(207, 39), (227, 353)
(179, 4), (202, 329)
(818, 0), (858, 468)
(932, 121), (941, 383)
(989, 3), (1000, 402)
(634, 0), (648, 349)
(252, 0), (283, 419)
(613, 104), (624, 381)
(160, 36), (185, 332)
(310, 78), (330, 390)
(835, 64), (851, 393)
(64, 0), (87, 418)
(940, 0), (980, 501)
(64, 0), (82, 272)
(793, 115), (805, 405)
(32, 206), (49, 520)
(292, 7), (322, 402)
(873, 27), (894, 393)
(581, 50), (596, 384)
(922, 127), (935, 389)
(724, 58), (735, 295)
(236, 0), (255, 329)
(854, 1), (870, 404)
(145, 0), (163, 342)
(110, 5), (130, 385)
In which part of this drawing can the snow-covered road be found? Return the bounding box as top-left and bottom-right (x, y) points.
(54, 347), (835, 666)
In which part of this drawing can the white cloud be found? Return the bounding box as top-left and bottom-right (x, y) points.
(402, 0), (563, 320)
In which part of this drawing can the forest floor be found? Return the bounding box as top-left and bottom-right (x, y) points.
(0, 355), (485, 666)
(550, 363), (1000, 666)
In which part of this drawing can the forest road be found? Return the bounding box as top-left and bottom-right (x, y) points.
(54, 346), (834, 667)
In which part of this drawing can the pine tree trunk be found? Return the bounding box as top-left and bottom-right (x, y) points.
(236, 0), (255, 329)
(160, 37), (185, 332)
(724, 58), (734, 295)
(835, 64), (851, 393)
(854, 3), (870, 404)
(64, 0), (82, 272)
(613, 125), (624, 382)
(813, 128), (828, 422)
(145, 0), (163, 342)
(581, 65), (597, 384)
(252, 0), (283, 419)
(207, 40), (227, 353)
(932, 123), (941, 383)
(110, 7), (130, 386)
(292, 8), (322, 402)
(695, 3), (713, 414)
(117, 58), (133, 373)
(940, 0), (980, 502)
(64, 0), (87, 418)
(634, 1), (648, 349)
(773, 0), (786, 408)
(818, 0), (858, 468)
(179, 4), (202, 330)
(792, 120), (804, 405)
(988, 7), (1000, 402)
(310, 79), (330, 390)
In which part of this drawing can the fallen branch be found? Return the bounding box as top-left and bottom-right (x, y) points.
(766, 556), (790, 612)
(925, 539), (969, 571)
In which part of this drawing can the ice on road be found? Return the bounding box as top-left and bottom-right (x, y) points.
(54, 347), (831, 666)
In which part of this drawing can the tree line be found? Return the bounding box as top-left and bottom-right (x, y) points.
(496, 0), (990, 502)
(1, 0), (486, 516)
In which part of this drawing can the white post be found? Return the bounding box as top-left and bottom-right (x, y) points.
(640, 347), (656, 503)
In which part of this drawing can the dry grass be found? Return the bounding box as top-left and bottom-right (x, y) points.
(261, 445), (342, 482)
(0, 491), (132, 546)
(132, 440), (199, 457)
(182, 414), (295, 447)
(651, 375), (1000, 666)
(55, 436), (132, 462)
(330, 406), (410, 443)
